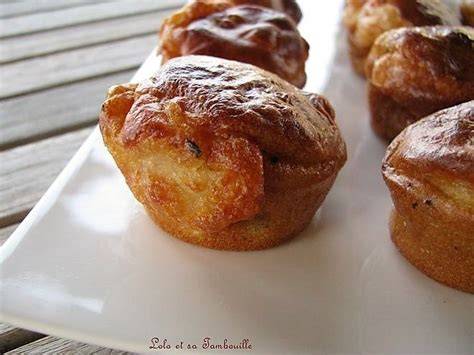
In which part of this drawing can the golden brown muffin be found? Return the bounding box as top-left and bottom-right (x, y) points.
(343, 0), (460, 76)
(382, 101), (474, 293)
(99, 56), (347, 251)
(159, 0), (309, 88)
(461, 0), (474, 26)
(230, 0), (302, 23)
(365, 26), (474, 141)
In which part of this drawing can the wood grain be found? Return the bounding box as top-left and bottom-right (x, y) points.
(0, 0), (184, 38)
(0, 127), (94, 228)
(0, 34), (157, 99)
(0, 10), (171, 64)
(0, 223), (17, 246)
(0, 324), (45, 354)
(0, 70), (134, 150)
(4, 336), (134, 354)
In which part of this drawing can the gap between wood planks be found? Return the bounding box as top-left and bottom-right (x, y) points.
(0, 324), (46, 354)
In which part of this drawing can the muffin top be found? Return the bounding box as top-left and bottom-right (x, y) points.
(159, 0), (308, 87)
(366, 26), (474, 116)
(344, 0), (460, 51)
(106, 55), (346, 176)
(383, 101), (474, 209)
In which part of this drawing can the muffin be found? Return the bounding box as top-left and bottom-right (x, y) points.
(99, 56), (347, 251)
(461, 0), (474, 26)
(382, 101), (474, 293)
(365, 26), (474, 141)
(343, 0), (459, 76)
(159, 0), (309, 88)
(231, 0), (302, 23)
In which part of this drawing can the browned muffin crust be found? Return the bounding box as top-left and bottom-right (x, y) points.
(231, 0), (302, 23)
(343, 0), (460, 76)
(159, 0), (309, 88)
(461, 0), (474, 26)
(382, 101), (474, 293)
(99, 56), (347, 251)
(366, 25), (474, 141)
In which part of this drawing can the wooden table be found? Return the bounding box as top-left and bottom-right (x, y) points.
(0, 1), (185, 353)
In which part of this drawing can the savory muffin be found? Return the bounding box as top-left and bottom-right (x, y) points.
(382, 101), (474, 293)
(231, 0), (302, 23)
(99, 56), (347, 251)
(365, 26), (474, 141)
(461, 0), (474, 26)
(343, 0), (459, 76)
(159, 0), (309, 88)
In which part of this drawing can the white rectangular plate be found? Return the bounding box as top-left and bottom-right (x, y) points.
(1, 1), (472, 353)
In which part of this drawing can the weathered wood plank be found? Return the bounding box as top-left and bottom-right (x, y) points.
(0, 0), (184, 38)
(0, 127), (94, 228)
(0, 0), (101, 19)
(5, 335), (134, 354)
(0, 223), (17, 246)
(0, 10), (172, 64)
(0, 70), (134, 150)
(0, 323), (46, 354)
(0, 34), (157, 99)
